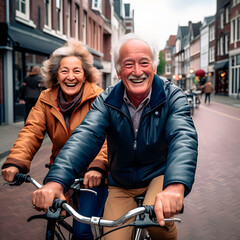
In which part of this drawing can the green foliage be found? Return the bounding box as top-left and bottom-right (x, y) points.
(157, 51), (166, 76)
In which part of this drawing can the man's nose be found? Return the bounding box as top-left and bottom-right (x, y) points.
(133, 63), (143, 76)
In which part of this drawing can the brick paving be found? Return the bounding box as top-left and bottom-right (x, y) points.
(178, 102), (240, 240)
(0, 98), (240, 239)
(0, 140), (51, 239)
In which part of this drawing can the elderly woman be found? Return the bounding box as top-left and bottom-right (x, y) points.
(1, 40), (108, 240)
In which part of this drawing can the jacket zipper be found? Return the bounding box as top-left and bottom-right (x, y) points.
(134, 100), (167, 150)
(105, 103), (136, 149)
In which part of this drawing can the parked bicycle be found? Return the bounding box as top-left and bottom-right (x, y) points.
(184, 89), (201, 115)
(2, 173), (182, 240)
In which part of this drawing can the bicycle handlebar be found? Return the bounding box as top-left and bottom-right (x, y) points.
(5, 173), (182, 229)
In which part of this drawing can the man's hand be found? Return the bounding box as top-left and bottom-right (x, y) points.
(83, 170), (102, 188)
(154, 183), (184, 226)
(32, 182), (65, 212)
(1, 166), (19, 182)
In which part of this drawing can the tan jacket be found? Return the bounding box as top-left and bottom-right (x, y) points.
(3, 81), (108, 174)
(202, 82), (214, 94)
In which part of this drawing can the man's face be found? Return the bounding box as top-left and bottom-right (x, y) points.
(117, 39), (156, 103)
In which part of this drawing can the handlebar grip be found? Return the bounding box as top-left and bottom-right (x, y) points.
(10, 173), (31, 186)
(51, 198), (67, 211)
(145, 204), (184, 219)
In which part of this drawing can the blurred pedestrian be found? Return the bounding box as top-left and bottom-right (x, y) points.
(20, 66), (44, 121)
(2, 40), (108, 240)
(202, 80), (214, 104)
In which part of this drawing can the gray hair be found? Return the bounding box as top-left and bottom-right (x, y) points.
(41, 40), (99, 88)
(112, 33), (159, 72)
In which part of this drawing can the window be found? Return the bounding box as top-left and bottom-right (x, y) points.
(82, 11), (87, 44)
(237, 54), (240, 65)
(166, 64), (171, 74)
(67, 0), (71, 37)
(209, 46), (215, 62)
(165, 52), (171, 61)
(93, 21), (97, 49)
(44, 0), (51, 29)
(16, 0), (29, 19)
(225, 7), (229, 24)
(56, 0), (63, 33)
(225, 35), (229, 54)
(231, 16), (240, 43)
(15, 0), (36, 27)
(97, 25), (101, 51)
(220, 12), (224, 29)
(220, 36), (224, 55)
(209, 25), (215, 41)
(75, 4), (79, 40)
(92, 0), (102, 13)
(230, 54), (240, 95)
(233, 0), (240, 7)
(124, 3), (131, 18)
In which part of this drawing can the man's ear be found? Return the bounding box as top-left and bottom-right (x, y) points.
(154, 68), (157, 75)
(117, 72), (122, 80)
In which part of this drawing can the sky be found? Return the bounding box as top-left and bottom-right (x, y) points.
(124, 0), (217, 51)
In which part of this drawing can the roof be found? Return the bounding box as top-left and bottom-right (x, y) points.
(192, 21), (202, 38)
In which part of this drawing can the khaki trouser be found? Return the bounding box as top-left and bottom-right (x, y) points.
(103, 175), (177, 240)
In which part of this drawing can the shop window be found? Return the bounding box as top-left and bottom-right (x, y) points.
(236, 54), (240, 65)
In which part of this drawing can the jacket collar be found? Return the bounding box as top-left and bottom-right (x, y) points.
(105, 75), (167, 110)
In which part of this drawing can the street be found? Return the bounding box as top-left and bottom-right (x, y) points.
(0, 100), (240, 240)
(179, 101), (240, 240)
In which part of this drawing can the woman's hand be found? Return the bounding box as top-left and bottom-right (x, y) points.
(83, 170), (102, 188)
(32, 182), (65, 212)
(1, 166), (19, 182)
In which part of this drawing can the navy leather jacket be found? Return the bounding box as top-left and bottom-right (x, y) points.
(44, 75), (198, 196)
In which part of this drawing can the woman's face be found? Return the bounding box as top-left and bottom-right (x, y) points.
(57, 56), (86, 102)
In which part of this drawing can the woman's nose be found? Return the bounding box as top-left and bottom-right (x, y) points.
(67, 71), (75, 80)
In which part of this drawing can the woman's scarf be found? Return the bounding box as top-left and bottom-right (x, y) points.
(57, 84), (84, 116)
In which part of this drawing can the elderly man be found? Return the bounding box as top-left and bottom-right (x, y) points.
(32, 34), (198, 240)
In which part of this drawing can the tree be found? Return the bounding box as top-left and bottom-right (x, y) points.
(157, 50), (166, 76)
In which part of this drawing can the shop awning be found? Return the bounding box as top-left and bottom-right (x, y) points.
(93, 58), (103, 69)
(214, 60), (229, 70)
(8, 24), (65, 55)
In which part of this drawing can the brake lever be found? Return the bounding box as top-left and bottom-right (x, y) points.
(129, 213), (169, 231)
(28, 207), (62, 222)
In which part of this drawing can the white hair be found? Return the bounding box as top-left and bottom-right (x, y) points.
(111, 33), (159, 72)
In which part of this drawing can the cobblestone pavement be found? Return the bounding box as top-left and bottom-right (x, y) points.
(0, 99), (240, 239)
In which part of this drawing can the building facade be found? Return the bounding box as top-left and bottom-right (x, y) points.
(163, 0), (240, 98)
(162, 35), (176, 81)
(0, 0), (134, 124)
(215, 0), (230, 95)
(229, 0), (240, 97)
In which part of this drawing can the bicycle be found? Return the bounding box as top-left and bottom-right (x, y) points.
(3, 173), (182, 240)
(185, 93), (194, 115)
